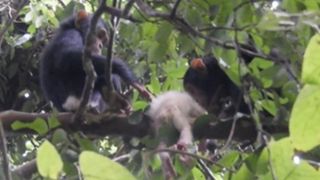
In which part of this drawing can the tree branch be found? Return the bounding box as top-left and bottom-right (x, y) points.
(0, 121), (12, 180)
(0, 110), (264, 142)
(73, 1), (108, 121)
(12, 159), (36, 179)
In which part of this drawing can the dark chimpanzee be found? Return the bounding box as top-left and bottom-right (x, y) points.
(40, 10), (151, 112)
(183, 56), (249, 117)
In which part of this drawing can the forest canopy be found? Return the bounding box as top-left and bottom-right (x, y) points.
(0, 0), (320, 179)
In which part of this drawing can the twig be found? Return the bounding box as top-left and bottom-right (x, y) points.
(219, 115), (239, 152)
(57, 0), (66, 8)
(73, 0), (107, 122)
(112, 153), (131, 162)
(155, 148), (209, 164)
(262, 135), (278, 180)
(154, 148), (235, 172)
(104, 5), (139, 22)
(0, 121), (12, 180)
(122, 0), (136, 17)
(170, 0), (182, 18)
(104, 0), (116, 93)
(134, 0), (301, 77)
(197, 159), (215, 180)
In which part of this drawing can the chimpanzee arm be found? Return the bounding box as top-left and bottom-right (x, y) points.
(57, 50), (137, 82)
(111, 57), (138, 84)
(111, 57), (153, 100)
(57, 50), (152, 99)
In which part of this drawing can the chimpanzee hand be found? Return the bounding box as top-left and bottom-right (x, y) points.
(132, 83), (154, 101)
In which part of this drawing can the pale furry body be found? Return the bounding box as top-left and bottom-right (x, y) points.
(146, 91), (207, 178)
(146, 91), (206, 145)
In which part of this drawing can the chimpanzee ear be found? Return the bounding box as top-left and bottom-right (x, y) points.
(190, 58), (206, 71)
(75, 10), (89, 27)
(97, 28), (109, 43)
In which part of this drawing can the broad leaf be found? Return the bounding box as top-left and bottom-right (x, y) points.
(79, 151), (136, 180)
(302, 34), (320, 85)
(257, 138), (320, 180)
(37, 141), (63, 179)
(11, 118), (48, 135)
(290, 85), (320, 151)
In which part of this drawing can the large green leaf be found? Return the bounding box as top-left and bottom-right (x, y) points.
(257, 138), (320, 180)
(302, 34), (320, 85)
(290, 85), (320, 151)
(79, 151), (136, 180)
(11, 118), (48, 135)
(37, 140), (63, 179)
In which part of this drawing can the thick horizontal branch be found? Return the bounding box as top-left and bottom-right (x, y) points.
(0, 110), (264, 141)
(0, 110), (149, 137)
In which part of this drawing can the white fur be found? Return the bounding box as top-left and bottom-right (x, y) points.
(146, 91), (206, 145)
(62, 93), (107, 112)
(62, 95), (81, 111)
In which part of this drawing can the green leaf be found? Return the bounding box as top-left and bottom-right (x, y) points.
(213, 151), (239, 171)
(132, 100), (148, 111)
(155, 22), (172, 44)
(232, 163), (254, 180)
(147, 42), (167, 62)
(35, 16), (44, 28)
(290, 85), (320, 151)
(79, 151), (136, 180)
(302, 34), (320, 85)
(257, 11), (279, 31)
(177, 34), (194, 53)
(48, 115), (61, 129)
(282, 0), (299, 12)
(257, 138), (320, 180)
(37, 140), (63, 179)
(260, 99), (277, 116)
(51, 129), (68, 145)
(192, 167), (206, 180)
(75, 135), (96, 151)
(11, 118), (49, 135)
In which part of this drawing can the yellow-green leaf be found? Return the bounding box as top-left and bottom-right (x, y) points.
(79, 151), (136, 180)
(37, 140), (63, 179)
(302, 34), (320, 84)
(257, 138), (320, 180)
(12, 118), (48, 135)
(290, 85), (320, 151)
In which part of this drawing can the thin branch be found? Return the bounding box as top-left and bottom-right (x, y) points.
(154, 148), (211, 164)
(104, 5), (139, 22)
(12, 159), (36, 179)
(73, 0), (107, 122)
(197, 159), (215, 180)
(170, 0), (182, 18)
(263, 135), (278, 180)
(57, 0), (66, 8)
(0, 121), (12, 180)
(105, 0), (116, 93)
(219, 115), (239, 152)
(134, 0), (301, 85)
(154, 148), (235, 172)
(122, 0), (136, 17)
(112, 153), (131, 162)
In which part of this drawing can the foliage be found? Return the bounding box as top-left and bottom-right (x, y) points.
(0, 0), (320, 179)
